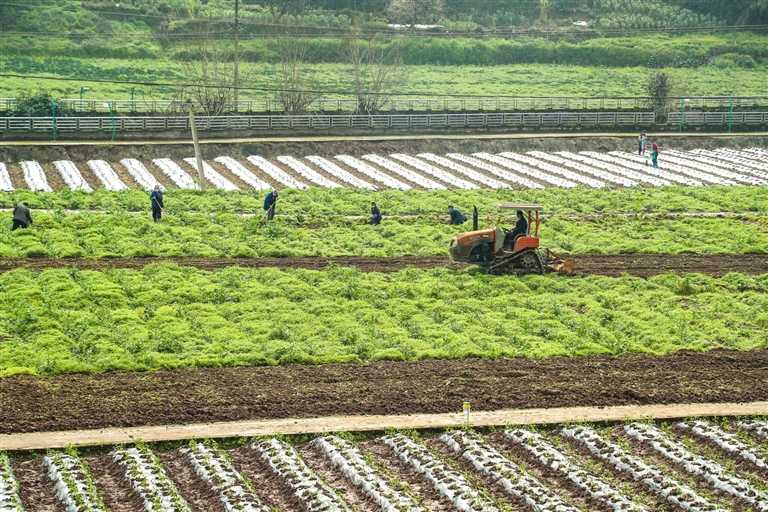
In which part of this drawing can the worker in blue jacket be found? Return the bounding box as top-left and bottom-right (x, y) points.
(264, 189), (278, 220)
(150, 185), (164, 222)
(448, 205), (467, 225)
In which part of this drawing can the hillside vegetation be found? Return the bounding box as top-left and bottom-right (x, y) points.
(1, 0), (767, 100)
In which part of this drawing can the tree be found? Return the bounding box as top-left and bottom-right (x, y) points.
(175, 29), (244, 115)
(387, 0), (445, 25)
(346, 37), (405, 114)
(273, 41), (320, 114)
(260, 0), (310, 20)
(647, 71), (672, 123)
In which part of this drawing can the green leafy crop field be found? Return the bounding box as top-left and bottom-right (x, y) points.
(3, 211), (768, 258)
(1, 265), (766, 376)
(1, 185), (766, 215)
(1, 186), (767, 258)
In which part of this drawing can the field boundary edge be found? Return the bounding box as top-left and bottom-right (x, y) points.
(2, 401), (767, 451)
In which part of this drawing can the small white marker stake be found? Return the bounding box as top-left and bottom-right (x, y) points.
(463, 401), (471, 427)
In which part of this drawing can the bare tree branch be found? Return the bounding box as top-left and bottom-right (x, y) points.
(273, 41), (320, 114)
(346, 36), (405, 114)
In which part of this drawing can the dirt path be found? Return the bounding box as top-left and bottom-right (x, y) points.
(0, 253), (766, 276)
(1, 349), (767, 436)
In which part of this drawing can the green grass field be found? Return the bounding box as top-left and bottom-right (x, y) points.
(3, 58), (768, 101)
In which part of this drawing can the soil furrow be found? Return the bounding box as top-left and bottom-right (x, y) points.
(0, 253), (765, 277)
(84, 454), (144, 512)
(157, 449), (226, 512)
(2, 349), (767, 435)
(11, 456), (66, 512)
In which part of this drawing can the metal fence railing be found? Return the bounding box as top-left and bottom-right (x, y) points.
(2, 96), (768, 114)
(1, 111), (766, 135)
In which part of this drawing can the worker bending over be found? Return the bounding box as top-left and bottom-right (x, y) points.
(150, 185), (164, 222)
(11, 202), (32, 230)
(505, 210), (528, 248)
(370, 202), (382, 225)
(264, 189), (278, 220)
(448, 205), (467, 225)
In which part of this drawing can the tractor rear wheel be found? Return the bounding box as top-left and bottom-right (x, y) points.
(515, 250), (544, 275)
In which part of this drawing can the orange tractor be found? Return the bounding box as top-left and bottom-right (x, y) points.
(449, 203), (574, 275)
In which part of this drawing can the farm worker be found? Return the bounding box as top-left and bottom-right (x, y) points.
(11, 202), (32, 230)
(370, 202), (382, 225)
(448, 205), (467, 225)
(264, 189), (278, 221)
(651, 141), (660, 168)
(150, 185), (164, 222)
(505, 210), (528, 248)
(638, 132), (647, 155)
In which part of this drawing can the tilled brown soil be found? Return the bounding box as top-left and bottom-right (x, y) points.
(0, 253), (766, 277)
(1, 349), (767, 434)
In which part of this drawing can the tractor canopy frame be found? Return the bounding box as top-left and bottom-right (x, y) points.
(497, 203), (542, 238)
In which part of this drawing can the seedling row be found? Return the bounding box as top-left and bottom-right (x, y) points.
(3, 418), (768, 511)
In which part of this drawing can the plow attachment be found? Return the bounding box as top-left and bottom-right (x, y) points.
(544, 249), (576, 274)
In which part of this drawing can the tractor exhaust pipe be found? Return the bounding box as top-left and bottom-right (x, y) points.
(472, 205), (478, 231)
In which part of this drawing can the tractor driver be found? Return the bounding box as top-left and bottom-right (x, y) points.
(505, 210), (528, 249)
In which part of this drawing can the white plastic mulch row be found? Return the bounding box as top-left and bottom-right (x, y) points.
(182, 158), (239, 191)
(738, 420), (768, 442)
(583, 151), (700, 186)
(383, 433), (499, 512)
(562, 426), (723, 512)
(698, 149), (768, 180)
(417, 153), (507, 189)
(610, 152), (736, 186)
(253, 438), (350, 511)
(120, 159), (162, 191)
(53, 161), (93, 192)
(440, 430), (576, 512)
(0, 452), (23, 512)
(529, 151), (638, 187)
(305, 155), (376, 190)
(20, 161), (53, 192)
(152, 158), (198, 190)
(501, 152), (607, 188)
(335, 155), (411, 190)
(390, 154), (478, 190)
(504, 429), (646, 511)
(246, 155), (308, 190)
(182, 442), (270, 512)
(663, 151), (765, 185)
(450, 153), (547, 189)
(624, 423), (768, 511)
(561, 152), (671, 187)
(44, 450), (107, 512)
(277, 155), (340, 188)
(470, 152), (568, 188)
(113, 446), (192, 512)
(676, 421), (768, 474)
(0, 164), (12, 191)
(86, 160), (128, 191)
(214, 156), (271, 191)
(362, 154), (446, 190)
(668, 150), (768, 184)
(313, 436), (424, 512)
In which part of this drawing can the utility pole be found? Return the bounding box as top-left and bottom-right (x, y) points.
(187, 100), (206, 190)
(233, 0), (239, 112)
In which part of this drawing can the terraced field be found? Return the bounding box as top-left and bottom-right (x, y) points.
(2, 148), (768, 193)
(4, 419), (768, 511)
